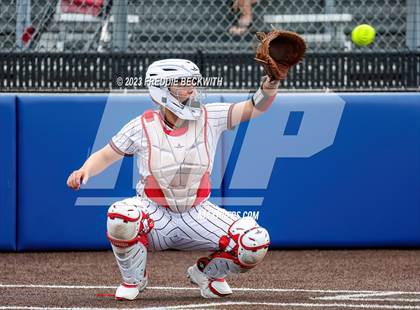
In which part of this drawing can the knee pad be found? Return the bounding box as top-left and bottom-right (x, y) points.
(219, 217), (270, 268)
(107, 202), (154, 248)
(227, 217), (270, 267)
(198, 217), (270, 279)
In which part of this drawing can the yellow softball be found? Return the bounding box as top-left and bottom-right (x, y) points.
(351, 24), (376, 46)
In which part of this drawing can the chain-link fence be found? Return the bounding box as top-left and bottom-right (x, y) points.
(1, 0), (419, 53)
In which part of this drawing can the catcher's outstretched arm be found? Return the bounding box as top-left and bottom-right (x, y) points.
(230, 77), (279, 127)
(230, 29), (306, 127)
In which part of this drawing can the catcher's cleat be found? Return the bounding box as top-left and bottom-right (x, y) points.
(187, 264), (232, 298)
(115, 277), (148, 301)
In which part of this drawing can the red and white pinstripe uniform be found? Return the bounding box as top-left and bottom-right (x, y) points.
(109, 103), (240, 251)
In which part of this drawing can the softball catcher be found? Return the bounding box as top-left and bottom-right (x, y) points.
(67, 30), (305, 300)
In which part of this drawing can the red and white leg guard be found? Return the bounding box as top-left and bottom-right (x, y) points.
(107, 201), (154, 300)
(188, 217), (270, 298)
(202, 217), (270, 278)
(188, 253), (245, 298)
(187, 260), (233, 298)
(197, 252), (251, 280)
(188, 250), (260, 298)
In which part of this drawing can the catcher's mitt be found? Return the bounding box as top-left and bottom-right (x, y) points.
(255, 30), (306, 81)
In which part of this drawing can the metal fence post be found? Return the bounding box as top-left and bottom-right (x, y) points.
(113, 0), (128, 52)
(406, 0), (420, 50)
(15, 0), (31, 50)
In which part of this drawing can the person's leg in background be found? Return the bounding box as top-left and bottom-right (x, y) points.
(229, 0), (257, 35)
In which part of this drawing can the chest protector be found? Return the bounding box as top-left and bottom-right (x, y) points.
(141, 109), (210, 213)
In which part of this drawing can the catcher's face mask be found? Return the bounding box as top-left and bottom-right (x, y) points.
(165, 77), (206, 120)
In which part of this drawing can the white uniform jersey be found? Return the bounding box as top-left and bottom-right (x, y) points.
(109, 103), (234, 197)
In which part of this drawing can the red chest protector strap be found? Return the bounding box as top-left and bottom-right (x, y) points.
(144, 173), (211, 208)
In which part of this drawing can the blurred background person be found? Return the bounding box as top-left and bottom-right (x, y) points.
(229, 0), (257, 36)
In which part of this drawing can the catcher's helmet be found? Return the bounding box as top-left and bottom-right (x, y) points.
(145, 59), (203, 120)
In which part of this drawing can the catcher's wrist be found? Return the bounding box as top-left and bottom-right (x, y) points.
(251, 86), (276, 112)
(262, 77), (280, 90)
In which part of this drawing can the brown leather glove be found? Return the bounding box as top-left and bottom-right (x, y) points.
(255, 30), (306, 81)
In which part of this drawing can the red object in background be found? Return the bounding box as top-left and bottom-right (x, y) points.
(21, 26), (35, 45)
(61, 0), (104, 16)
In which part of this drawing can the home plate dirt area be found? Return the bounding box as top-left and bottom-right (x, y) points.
(0, 250), (419, 309)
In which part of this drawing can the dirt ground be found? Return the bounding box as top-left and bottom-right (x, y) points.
(0, 249), (419, 309)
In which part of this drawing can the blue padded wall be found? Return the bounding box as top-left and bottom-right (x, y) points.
(14, 93), (420, 250)
(0, 95), (17, 251)
(221, 93), (420, 247)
